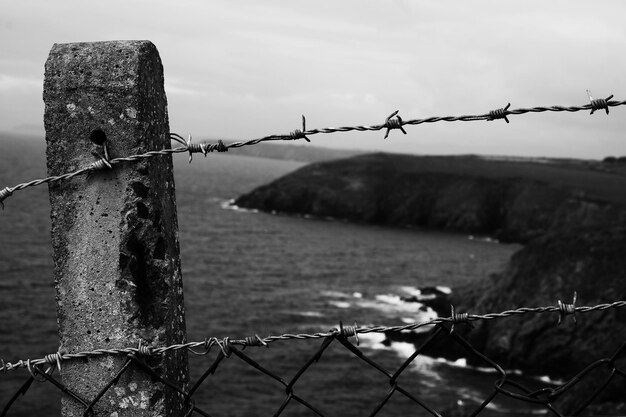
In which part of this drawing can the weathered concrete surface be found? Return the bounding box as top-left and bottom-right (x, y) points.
(44, 41), (188, 416)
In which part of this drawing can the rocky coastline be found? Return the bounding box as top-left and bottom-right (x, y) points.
(234, 152), (626, 412)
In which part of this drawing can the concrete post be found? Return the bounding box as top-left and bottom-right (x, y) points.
(43, 41), (188, 416)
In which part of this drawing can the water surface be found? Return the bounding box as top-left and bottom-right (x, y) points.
(0, 140), (531, 416)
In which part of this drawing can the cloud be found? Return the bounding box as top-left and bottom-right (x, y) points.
(2, 1), (626, 158)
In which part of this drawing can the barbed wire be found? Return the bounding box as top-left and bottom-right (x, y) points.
(1, 91), (624, 209)
(1, 294), (623, 374)
(2, 297), (625, 416)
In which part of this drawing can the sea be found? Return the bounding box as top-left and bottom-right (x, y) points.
(0, 137), (554, 416)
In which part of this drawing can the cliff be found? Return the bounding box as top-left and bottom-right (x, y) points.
(235, 152), (626, 412)
(235, 153), (626, 243)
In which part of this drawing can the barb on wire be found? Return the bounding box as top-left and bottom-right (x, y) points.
(558, 291), (577, 325)
(488, 102), (511, 123)
(587, 90), (613, 115)
(448, 304), (472, 334)
(289, 115), (310, 142)
(383, 110), (407, 139)
(1, 92), (626, 209)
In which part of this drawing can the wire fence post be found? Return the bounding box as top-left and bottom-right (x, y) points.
(43, 41), (189, 416)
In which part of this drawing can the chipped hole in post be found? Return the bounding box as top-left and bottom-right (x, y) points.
(89, 129), (107, 145)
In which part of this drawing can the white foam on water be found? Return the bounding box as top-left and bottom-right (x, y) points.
(390, 343), (553, 387)
(220, 198), (235, 208)
(375, 294), (404, 305)
(220, 199), (259, 213)
(357, 332), (387, 350)
(418, 306), (439, 322)
(358, 337), (546, 414)
(437, 359), (526, 379)
(397, 285), (451, 299)
(357, 335), (443, 381)
(398, 285), (422, 297)
(434, 356), (469, 369)
(417, 293), (437, 301)
(474, 365), (499, 374)
(296, 311), (323, 318)
(321, 287), (442, 324)
(389, 342), (443, 381)
(435, 285), (452, 295)
(321, 290), (353, 299)
(328, 300), (351, 309)
(321, 289), (438, 324)
(452, 357), (467, 367)
(389, 341), (417, 358)
(356, 296), (425, 316)
(351, 294), (439, 329)
(537, 375), (565, 385)
(484, 401), (548, 415)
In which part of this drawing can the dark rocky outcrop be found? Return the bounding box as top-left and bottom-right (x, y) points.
(235, 152), (626, 412)
(435, 226), (626, 413)
(453, 225), (626, 371)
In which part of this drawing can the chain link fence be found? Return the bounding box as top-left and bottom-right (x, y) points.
(2, 300), (625, 416)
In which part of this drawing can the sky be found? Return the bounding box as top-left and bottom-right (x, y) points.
(2, 1), (626, 159)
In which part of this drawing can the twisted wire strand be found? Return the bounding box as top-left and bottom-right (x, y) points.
(0, 146), (187, 209)
(1, 96), (625, 209)
(2, 299), (624, 374)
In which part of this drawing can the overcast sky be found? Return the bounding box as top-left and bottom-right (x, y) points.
(2, 1), (626, 159)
